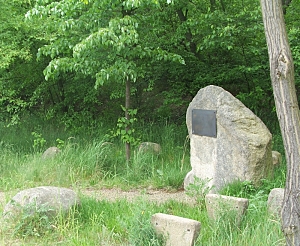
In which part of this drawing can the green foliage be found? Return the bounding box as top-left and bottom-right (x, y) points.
(7, 201), (54, 238)
(0, 120), (287, 245)
(286, 0), (300, 98)
(220, 180), (258, 199)
(219, 167), (286, 200)
(26, 0), (184, 96)
(3, 0), (298, 129)
(111, 106), (140, 146)
(0, 90), (28, 126)
(31, 131), (47, 151)
(0, 0), (50, 126)
(0, 0), (33, 69)
(0, 119), (189, 190)
(55, 138), (65, 149)
(185, 177), (212, 209)
(237, 86), (269, 114)
(127, 199), (165, 246)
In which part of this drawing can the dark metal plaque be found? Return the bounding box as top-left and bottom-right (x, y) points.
(192, 109), (217, 137)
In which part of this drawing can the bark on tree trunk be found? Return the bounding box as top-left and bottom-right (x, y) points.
(260, 0), (300, 245)
(176, 9), (198, 58)
(125, 78), (131, 162)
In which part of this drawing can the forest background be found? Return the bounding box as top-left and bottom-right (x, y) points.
(1, 0), (299, 148)
(0, 1), (297, 244)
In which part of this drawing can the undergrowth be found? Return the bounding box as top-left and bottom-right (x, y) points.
(0, 118), (287, 245)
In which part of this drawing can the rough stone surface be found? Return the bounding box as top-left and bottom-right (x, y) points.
(42, 147), (61, 159)
(184, 85), (273, 192)
(267, 188), (284, 217)
(2, 186), (80, 219)
(151, 213), (201, 246)
(138, 142), (161, 154)
(205, 194), (249, 226)
(272, 151), (282, 166)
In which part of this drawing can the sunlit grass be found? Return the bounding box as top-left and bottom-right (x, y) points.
(0, 119), (286, 245)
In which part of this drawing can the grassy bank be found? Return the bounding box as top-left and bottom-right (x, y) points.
(0, 119), (286, 245)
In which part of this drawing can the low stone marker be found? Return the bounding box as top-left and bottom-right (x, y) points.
(151, 213), (201, 246)
(2, 186), (80, 220)
(205, 194), (249, 226)
(42, 147), (61, 159)
(267, 188), (284, 218)
(272, 151), (282, 166)
(138, 142), (161, 154)
(184, 85), (273, 192)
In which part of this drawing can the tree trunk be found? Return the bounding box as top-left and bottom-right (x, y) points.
(260, 0), (300, 245)
(125, 78), (131, 162)
(176, 9), (198, 58)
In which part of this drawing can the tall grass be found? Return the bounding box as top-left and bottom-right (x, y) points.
(1, 194), (285, 245)
(0, 117), (287, 245)
(0, 118), (189, 191)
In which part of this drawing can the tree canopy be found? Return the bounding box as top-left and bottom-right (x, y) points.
(1, 0), (299, 133)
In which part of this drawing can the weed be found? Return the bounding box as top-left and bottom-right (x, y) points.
(31, 131), (47, 152)
(112, 106), (141, 147)
(6, 201), (55, 237)
(55, 138), (65, 149)
(185, 177), (212, 209)
(126, 199), (165, 246)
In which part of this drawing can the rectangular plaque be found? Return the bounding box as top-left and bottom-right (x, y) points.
(192, 109), (217, 137)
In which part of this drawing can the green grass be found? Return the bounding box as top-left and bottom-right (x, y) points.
(0, 118), (190, 191)
(0, 118), (287, 245)
(1, 194), (285, 245)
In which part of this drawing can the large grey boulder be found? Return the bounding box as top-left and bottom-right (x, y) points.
(184, 85), (273, 192)
(2, 186), (80, 219)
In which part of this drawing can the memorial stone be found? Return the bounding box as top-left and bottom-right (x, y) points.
(184, 85), (273, 192)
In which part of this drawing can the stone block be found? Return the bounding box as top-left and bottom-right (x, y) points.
(267, 188), (284, 218)
(205, 194), (249, 226)
(151, 213), (201, 246)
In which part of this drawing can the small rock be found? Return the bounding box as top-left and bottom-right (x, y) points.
(42, 147), (61, 159)
(138, 142), (161, 154)
(272, 151), (282, 166)
(267, 188), (284, 218)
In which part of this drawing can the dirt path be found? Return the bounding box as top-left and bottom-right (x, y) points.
(80, 187), (197, 205)
(0, 188), (197, 210)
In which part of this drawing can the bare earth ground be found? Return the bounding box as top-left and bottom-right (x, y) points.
(79, 187), (197, 204)
(0, 188), (197, 209)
